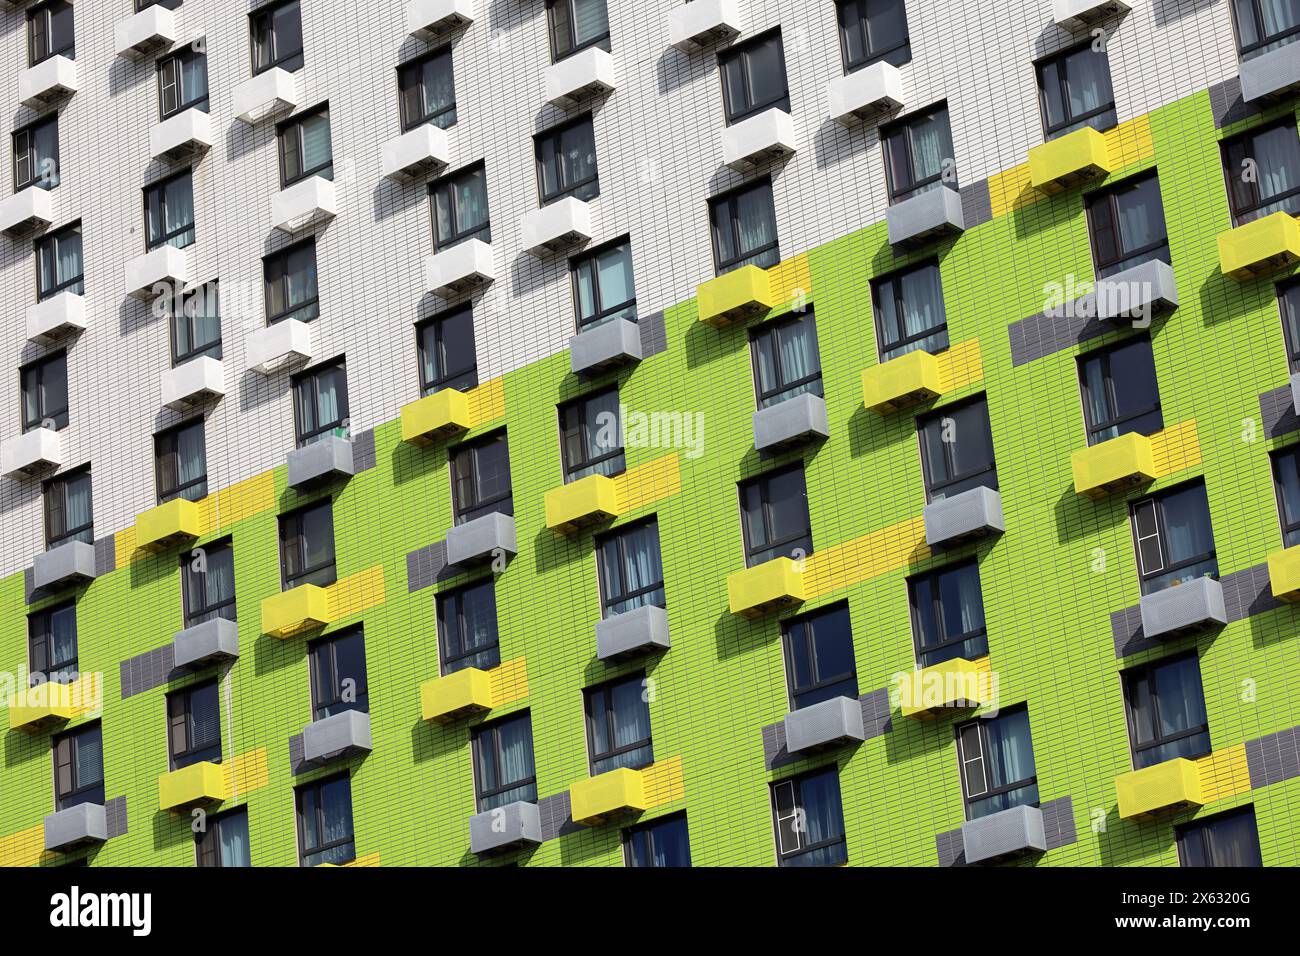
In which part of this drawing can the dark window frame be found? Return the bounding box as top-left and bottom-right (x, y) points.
(429, 162), (490, 251)
(12, 114), (60, 193)
(708, 178), (780, 275)
(417, 304), (479, 396)
(437, 578), (502, 675)
(870, 259), (949, 361)
(397, 45), (458, 133)
(449, 429), (513, 525)
(908, 559), (989, 669)
(158, 45), (210, 121)
(307, 626), (369, 721)
(1272, 443), (1300, 549)
(196, 806), (251, 868)
(166, 679), (222, 771)
(880, 102), (955, 204)
(1129, 480), (1218, 596)
(250, 0), (304, 75)
(291, 357), (350, 448)
(749, 312), (824, 409)
(295, 772), (356, 867)
(29, 601), (78, 685)
(1176, 806), (1263, 867)
(20, 350), (69, 433)
(770, 767), (848, 867)
(916, 395), (998, 501)
(277, 103), (333, 189)
(278, 500), (337, 590)
(1230, 0), (1300, 59)
(595, 516), (666, 618)
(570, 237), (637, 330)
(470, 711), (538, 813)
(583, 672), (654, 776)
(738, 463), (813, 568)
(171, 281), (223, 366)
(781, 602), (858, 711)
(1280, 279), (1300, 373)
(43, 465), (93, 549)
(534, 113), (600, 206)
(1221, 118), (1300, 226)
(1085, 170), (1171, 278)
(154, 417), (209, 504)
(52, 721), (104, 811)
(36, 221), (84, 301)
(956, 705), (1039, 820)
(1122, 651), (1213, 769)
(28, 0), (75, 67)
(143, 168), (197, 252)
(1034, 40), (1117, 140)
(559, 387), (625, 482)
(836, 0), (912, 73)
(263, 238), (320, 326)
(546, 0), (612, 62)
(1077, 336), (1163, 446)
(718, 28), (790, 125)
(622, 812), (692, 867)
(181, 536), (237, 628)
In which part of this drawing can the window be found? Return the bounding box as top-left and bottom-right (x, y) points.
(172, 281), (222, 365)
(292, 358), (349, 447)
(1131, 480), (1219, 595)
(1086, 172), (1170, 278)
(1281, 280), (1300, 371)
(52, 723), (103, 811)
(719, 30), (789, 124)
(144, 170), (196, 252)
(430, 163), (490, 251)
(1222, 119), (1300, 226)
(309, 628), (368, 721)
(547, 0), (610, 61)
(37, 222), (83, 300)
(1078, 337), (1163, 445)
(1231, 0), (1300, 59)
(782, 604), (857, 710)
(278, 105), (333, 187)
(138, 0), (183, 10)
(560, 388), (624, 482)
(450, 431), (513, 524)
(917, 396), (997, 501)
(584, 674), (653, 775)
(44, 467), (93, 549)
(20, 351), (68, 432)
(398, 47), (457, 131)
(1177, 807), (1263, 867)
(535, 115), (599, 205)
(837, 0), (911, 71)
(957, 707), (1039, 820)
(155, 419), (208, 503)
(1274, 445), (1300, 551)
(739, 464), (812, 567)
(709, 178), (780, 274)
(279, 500), (337, 590)
(295, 774), (355, 867)
(28, 0), (74, 66)
(771, 768), (847, 867)
(167, 680), (222, 770)
(264, 240), (319, 325)
(181, 538), (236, 627)
(572, 239), (637, 330)
(597, 519), (665, 617)
(750, 313), (822, 409)
(437, 579), (500, 675)
(417, 305), (478, 395)
(624, 813), (691, 867)
(909, 560), (988, 669)
(13, 116), (59, 192)
(1123, 653), (1211, 768)
(158, 47), (209, 120)
(29, 603), (77, 685)
(251, 0), (303, 74)
(882, 104), (955, 203)
(872, 260), (947, 360)
(1035, 42), (1116, 139)
(196, 808), (251, 868)
(471, 712), (537, 813)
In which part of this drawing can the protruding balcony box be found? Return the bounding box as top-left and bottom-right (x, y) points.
(924, 486), (1005, 549)
(1052, 0), (1130, 30)
(886, 186), (965, 247)
(784, 696), (866, 754)
(1116, 757), (1204, 819)
(426, 239), (495, 296)
(247, 319), (314, 374)
(0, 186), (55, 238)
(1071, 431), (1156, 498)
(696, 264), (775, 327)
(596, 604), (671, 661)
(828, 61), (905, 125)
(134, 497), (203, 553)
(25, 292), (85, 344)
(400, 388), (472, 445)
(569, 768), (648, 825)
(158, 761), (227, 812)
(570, 318), (642, 376)
(727, 556), (806, 618)
(232, 66), (300, 124)
(1139, 576), (1227, 640)
(753, 393), (829, 453)
(302, 710), (373, 765)
(545, 46), (617, 109)
(861, 349), (943, 414)
(1268, 545), (1300, 600)
(1217, 211), (1300, 280)
(469, 800), (543, 855)
(114, 4), (178, 60)
(30, 541), (97, 597)
(161, 356), (225, 411)
(286, 435), (355, 489)
(544, 474), (621, 534)
(1, 427), (63, 479)
(668, 0), (744, 53)
(44, 803), (108, 852)
(1028, 127), (1112, 194)
(521, 196), (592, 257)
(261, 584), (332, 639)
(1239, 41), (1300, 103)
(445, 511), (518, 567)
(721, 107), (797, 171)
(150, 108), (213, 163)
(381, 124), (451, 183)
(420, 667), (493, 723)
(8, 680), (76, 733)
(898, 657), (990, 719)
(407, 0), (474, 40)
(172, 617), (240, 670)
(1094, 258), (1179, 324)
(19, 55), (78, 110)
(272, 176), (337, 235)
(125, 244), (190, 301)
(962, 805), (1047, 865)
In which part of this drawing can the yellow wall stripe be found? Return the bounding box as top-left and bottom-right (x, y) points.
(224, 747), (271, 799)
(488, 656), (529, 708)
(642, 756), (686, 808)
(466, 377), (506, 428)
(936, 338), (984, 392)
(803, 515), (930, 599)
(0, 825), (46, 868)
(1150, 420), (1201, 478)
(326, 565), (387, 621)
(1197, 743), (1252, 803)
(767, 253), (812, 307)
(116, 472), (277, 567)
(615, 454), (683, 513)
(343, 852), (381, 867)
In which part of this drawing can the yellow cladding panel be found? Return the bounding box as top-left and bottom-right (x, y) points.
(935, 339), (983, 392)
(727, 557), (806, 618)
(421, 667), (494, 722)
(862, 349), (943, 414)
(640, 756), (686, 808)
(224, 748), (271, 798)
(0, 825), (48, 868)
(1028, 127), (1113, 194)
(766, 253), (812, 305)
(1071, 431), (1157, 498)
(614, 454), (682, 513)
(570, 767), (649, 825)
(261, 583), (332, 638)
(344, 853), (381, 867)
(1116, 758), (1204, 819)
(327, 566), (387, 621)
(159, 761), (228, 811)
(465, 377), (506, 427)
(400, 388), (473, 445)
(802, 515), (929, 598)
(1197, 744), (1252, 803)
(488, 657), (529, 708)
(134, 497), (204, 552)
(7, 680), (76, 732)
(544, 474), (621, 534)
(1268, 546), (1300, 600)
(988, 163), (1038, 218)
(1148, 420), (1201, 477)
(696, 264), (777, 327)
(1217, 211), (1300, 280)
(898, 657), (992, 718)
(1105, 114), (1154, 170)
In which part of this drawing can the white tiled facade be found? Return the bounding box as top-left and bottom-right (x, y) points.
(0, 0), (1239, 577)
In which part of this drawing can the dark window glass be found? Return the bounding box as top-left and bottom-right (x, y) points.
(957, 706), (1039, 819)
(1036, 42), (1116, 139)
(771, 768), (847, 867)
(872, 260), (947, 360)
(44, 467), (93, 548)
(560, 388), (624, 482)
(295, 774), (355, 867)
(52, 723), (103, 811)
(417, 305), (478, 395)
(139, 0), (184, 9)
(278, 105), (333, 187)
(196, 807), (251, 867)
(1130, 481), (1218, 595)
(909, 560), (988, 669)
(1086, 172), (1170, 277)
(450, 431), (513, 524)
(739, 464), (812, 567)
(624, 813), (691, 867)
(21, 351), (68, 432)
(1078, 336), (1163, 444)
(430, 163), (490, 251)
(882, 104), (955, 203)
(710, 178), (780, 274)
(182, 538), (236, 628)
(309, 628), (369, 720)
(547, 0), (611, 60)
(1177, 807), (1263, 867)
(279, 500), (336, 589)
(1221, 120), (1300, 225)
(1281, 280), (1300, 372)
(751, 314), (822, 408)
(572, 239), (637, 329)
(1231, 0), (1300, 59)
(719, 30), (789, 123)
(471, 712), (537, 812)
(29, 602), (77, 685)
(28, 0), (75, 66)
(155, 419), (208, 503)
(837, 0), (911, 71)
(1124, 653), (1211, 769)
(398, 47), (457, 132)
(585, 674), (653, 776)
(292, 358), (349, 448)
(167, 680), (222, 770)
(158, 47), (209, 120)
(264, 240), (319, 325)
(251, 0), (303, 74)
(782, 604), (857, 710)
(597, 518), (665, 617)
(1272, 444), (1300, 548)
(13, 116), (60, 192)
(536, 115), (599, 204)
(37, 223), (84, 300)
(438, 579), (500, 674)
(172, 281), (223, 365)
(144, 170), (196, 251)
(917, 396), (997, 500)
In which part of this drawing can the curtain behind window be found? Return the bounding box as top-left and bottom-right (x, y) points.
(219, 813), (251, 866)
(1254, 125), (1300, 215)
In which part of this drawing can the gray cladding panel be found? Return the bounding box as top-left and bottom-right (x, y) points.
(959, 179), (993, 231)
(639, 310), (668, 359)
(104, 796), (129, 840)
(1208, 76), (1260, 128)
(1008, 301), (1109, 367)
(407, 540), (448, 592)
(1260, 385), (1297, 439)
(119, 644), (180, 699)
(1245, 724), (1300, 789)
(352, 429), (378, 473)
